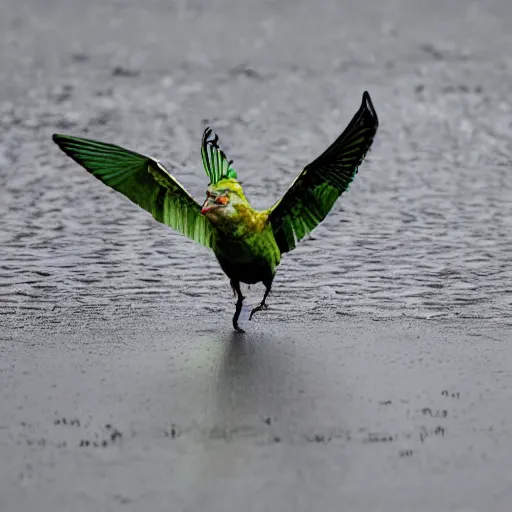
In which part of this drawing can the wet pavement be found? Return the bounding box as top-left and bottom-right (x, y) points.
(1, 319), (511, 512)
(1, 0), (511, 510)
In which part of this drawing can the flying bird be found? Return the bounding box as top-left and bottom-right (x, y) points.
(52, 91), (379, 332)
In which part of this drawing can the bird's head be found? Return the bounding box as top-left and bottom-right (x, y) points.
(201, 178), (247, 220)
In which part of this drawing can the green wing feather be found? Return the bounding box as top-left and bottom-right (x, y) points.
(201, 127), (237, 184)
(52, 134), (217, 249)
(268, 91), (379, 253)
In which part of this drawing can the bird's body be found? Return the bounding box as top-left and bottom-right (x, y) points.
(203, 178), (279, 285)
(214, 221), (279, 286)
(52, 91), (379, 331)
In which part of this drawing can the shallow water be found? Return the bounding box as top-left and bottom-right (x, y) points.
(1, 0), (511, 328)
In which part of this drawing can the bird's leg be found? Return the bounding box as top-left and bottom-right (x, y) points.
(231, 280), (245, 333)
(249, 280), (272, 321)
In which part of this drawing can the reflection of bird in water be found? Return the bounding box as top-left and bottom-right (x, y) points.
(53, 91), (378, 332)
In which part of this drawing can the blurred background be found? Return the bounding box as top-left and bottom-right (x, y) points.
(0, 1), (511, 511)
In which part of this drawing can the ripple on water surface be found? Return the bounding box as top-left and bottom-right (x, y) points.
(0, 0), (511, 327)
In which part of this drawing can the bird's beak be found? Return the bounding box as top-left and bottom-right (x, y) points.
(201, 195), (229, 215)
(201, 199), (215, 215)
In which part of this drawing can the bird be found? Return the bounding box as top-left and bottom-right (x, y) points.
(52, 91), (379, 332)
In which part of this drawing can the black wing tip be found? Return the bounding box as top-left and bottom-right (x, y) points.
(361, 91), (378, 127)
(52, 133), (81, 148)
(52, 133), (67, 144)
(52, 133), (75, 152)
(52, 133), (87, 158)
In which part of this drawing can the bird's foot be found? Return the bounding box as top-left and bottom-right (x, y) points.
(231, 280), (246, 333)
(249, 302), (268, 321)
(232, 303), (245, 333)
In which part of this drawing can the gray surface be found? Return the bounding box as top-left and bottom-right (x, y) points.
(1, 0), (511, 510)
(1, 320), (511, 512)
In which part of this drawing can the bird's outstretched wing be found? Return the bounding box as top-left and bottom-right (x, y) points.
(52, 134), (217, 249)
(268, 91), (379, 253)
